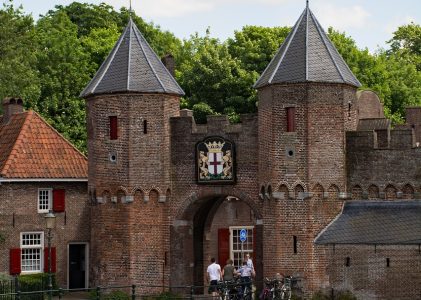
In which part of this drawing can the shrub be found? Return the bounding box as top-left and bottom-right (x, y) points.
(103, 290), (130, 300)
(18, 273), (57, 300)
(311, 291), (330, 300)
(336, 290), (357, 300)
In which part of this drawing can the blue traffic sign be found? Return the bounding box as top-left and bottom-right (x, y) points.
(240, 228), (247, 243)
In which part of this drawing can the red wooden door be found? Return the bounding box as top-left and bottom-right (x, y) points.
(218, 228), (230, 268)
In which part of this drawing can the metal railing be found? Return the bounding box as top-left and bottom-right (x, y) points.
(0, 277), (305, 300)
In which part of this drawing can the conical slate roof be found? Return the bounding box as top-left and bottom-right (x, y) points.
(254, 4), (361, 88)
(81, 19), (184, 97)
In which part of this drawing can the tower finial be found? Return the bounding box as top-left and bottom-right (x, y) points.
(306, 0), (309, 8)
(129, 0), (132, 17)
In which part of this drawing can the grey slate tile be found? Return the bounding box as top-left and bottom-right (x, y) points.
(81, 19), (184, 98)
(315, 201), (421, 245)
(254, 5), (361, 89)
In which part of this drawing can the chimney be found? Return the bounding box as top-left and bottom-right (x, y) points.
(2, 97), (24, 124)
(161, 54), (175, 77)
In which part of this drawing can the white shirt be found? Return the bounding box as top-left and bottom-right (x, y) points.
(207, 262), (221, 281)
(247, 258), (254, 270)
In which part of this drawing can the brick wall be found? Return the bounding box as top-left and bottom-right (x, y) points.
(169, 113), (261, 289)
(86, 93), (179, 290)
(323, 244), (421, 299)
(347, 129), (421, 197)
(0, 182), (89, 287)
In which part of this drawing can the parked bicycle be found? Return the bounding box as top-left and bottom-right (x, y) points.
(218, 277), (252, 300)
(261, 275), (299, 300)
(280, 276), (292, 300)
(261, 277), (282, 300)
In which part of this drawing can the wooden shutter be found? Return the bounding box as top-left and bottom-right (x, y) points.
(53, 189), (65, 212)
(9, 248), (21, 275)
(44, 247), (57, 273)
(253, 229), (256, 261)
(218, 228), (230, 268)
(109, 116), (118, 140)
(286, 107), (295, 132)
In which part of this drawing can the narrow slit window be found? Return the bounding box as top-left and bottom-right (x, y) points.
(143, 120), (148, 134)
(286, 107), (295, 132)
(293, 236), (297, 254)
(345, 257), (350, 267)
(109, 116), (118, 140)
(386, 258), (390, 267)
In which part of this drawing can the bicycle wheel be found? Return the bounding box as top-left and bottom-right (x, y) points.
(280, 290), (291, 300)
(272, 289), (281, 300)
(244, 288), (252, 300)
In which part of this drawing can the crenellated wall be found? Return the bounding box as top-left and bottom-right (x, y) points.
(346, 127), (421, 198)
(169, 110), (261, 288)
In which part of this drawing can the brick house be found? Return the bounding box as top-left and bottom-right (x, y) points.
(1, 2), (421, 299)
(0, 98), (89, 288)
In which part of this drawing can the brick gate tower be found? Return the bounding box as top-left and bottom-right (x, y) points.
(255, 3), (361, 290)
(80, 19), (184, 287)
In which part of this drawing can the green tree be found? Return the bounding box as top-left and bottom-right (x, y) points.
(227, 25), (290, 74)
(81, 24), (121, 69)
(34, 11), (92, 151)
(0, 1), (40, 111)
(388, 23), (421, 71)
(177, 33), (256, 123)
(328, 27), (421, 123)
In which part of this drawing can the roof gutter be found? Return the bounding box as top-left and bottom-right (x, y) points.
(0, 178), (88, 183)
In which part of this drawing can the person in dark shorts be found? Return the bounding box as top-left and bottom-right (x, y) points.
(207, 257), (222, 297)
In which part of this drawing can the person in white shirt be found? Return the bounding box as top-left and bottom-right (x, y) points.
(245, 253), (254, 270)
(238, 260), (255, 296)
(207, 257), (222, 297)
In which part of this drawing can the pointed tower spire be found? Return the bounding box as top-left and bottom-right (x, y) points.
(80, 18), (184, 97)
(254, 4), (361, 88)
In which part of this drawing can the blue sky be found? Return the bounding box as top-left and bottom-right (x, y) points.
(9, 0), (421, 52)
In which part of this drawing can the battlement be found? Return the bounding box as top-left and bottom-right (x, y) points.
(171, 109), (258, 136)
(346, 128), (416, 150)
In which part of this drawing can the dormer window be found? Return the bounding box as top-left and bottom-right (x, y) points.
(286, 107), (295, 132)
(109, 116), (118, 140)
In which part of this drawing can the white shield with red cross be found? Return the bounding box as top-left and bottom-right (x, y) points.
(207, 151), (223, 176)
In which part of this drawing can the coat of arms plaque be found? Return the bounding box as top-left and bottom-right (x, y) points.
(196, 137), (235, 184)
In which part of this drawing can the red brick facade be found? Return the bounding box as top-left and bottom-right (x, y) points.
(0, 182), (89, 287)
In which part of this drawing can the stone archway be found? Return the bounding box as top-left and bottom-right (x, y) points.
(170, 191), (262, 293)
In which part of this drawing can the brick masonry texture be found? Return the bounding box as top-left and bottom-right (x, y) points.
(83, 82), (421, 299)
(0, 182), (89, 286)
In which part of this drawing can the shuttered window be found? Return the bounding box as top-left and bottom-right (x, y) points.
(38, 189), (52, 213)
(53, 189), (65, 212)
(20, 232), (44, 273)
(218, 228), (230, 268)
(9, 248), (21, 275)
(109, 116), (118, 140)
(44, 247), (57, 273)
(286, 107), (296, 132)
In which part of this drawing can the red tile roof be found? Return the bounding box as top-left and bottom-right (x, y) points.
(0, 111), (87, 179)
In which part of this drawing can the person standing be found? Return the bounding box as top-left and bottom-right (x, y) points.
(222, 259), (237, 281)
(238, 260), (255, 297)
(207, 257), (222, 297)
(245, 253), (254, 271)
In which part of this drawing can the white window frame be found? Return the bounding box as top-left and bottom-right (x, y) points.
(229, 226), (254, 269)
(20, 232), (44, 274)
(38, 188), (52, 213)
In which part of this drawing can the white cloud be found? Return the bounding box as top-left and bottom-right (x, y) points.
(106, 0), (291, 18)
(134, 0), (213, 18)
(313, 3), (371, 30)
(385, 15), (416, 35)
